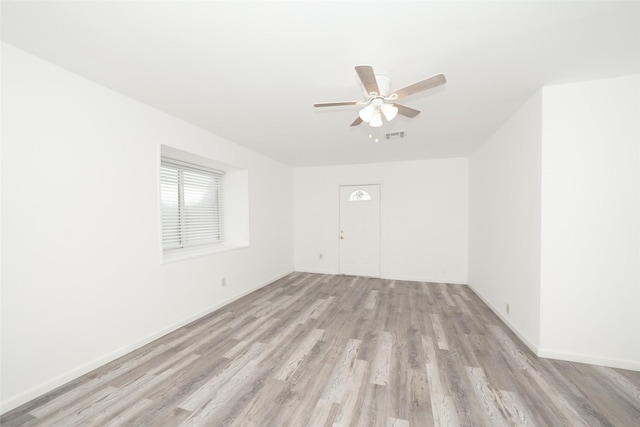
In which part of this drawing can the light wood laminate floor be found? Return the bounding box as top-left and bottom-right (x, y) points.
(2, 272), (639, 426)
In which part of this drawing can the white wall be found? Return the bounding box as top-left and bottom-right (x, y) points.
(0, 43), (294, 412)
(468, 75), (640, 371)
(468, 91), (542, 351)
(539, 75), (640, 370)
(294, 159), (468, 284)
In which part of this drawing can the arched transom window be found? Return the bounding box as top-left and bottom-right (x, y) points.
(348, 190), (372, 201)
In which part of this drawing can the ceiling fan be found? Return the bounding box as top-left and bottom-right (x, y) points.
(314, 65), (446, 127)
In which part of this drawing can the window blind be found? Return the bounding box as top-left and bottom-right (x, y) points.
(160, 157), (224, 251)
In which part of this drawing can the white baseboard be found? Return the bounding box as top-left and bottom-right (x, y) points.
(465, 283), (540, 355)
(380, 274), (467, 285)
(293, 267), (337, 275)
(293, 268), (467, 285)
(466, 284), (640, 372)
(537, 348), (640, 372)
(0, 269), (294, 415)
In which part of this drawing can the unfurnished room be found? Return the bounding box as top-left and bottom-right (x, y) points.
(1, 1), (639, 426)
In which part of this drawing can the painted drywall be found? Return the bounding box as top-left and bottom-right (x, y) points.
(468, 74), (640, 370)
(0, 43), (294, 412)
(539, 75), (640, 370)
(294, 159), (468, 284)
(467, 90), (542, 351)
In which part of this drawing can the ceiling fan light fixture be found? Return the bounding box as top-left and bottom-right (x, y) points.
(381, 103), (398, 121)
(359, 104), (375, 122)
(314, 65), (447, 128)
(370, 109), (383, 127)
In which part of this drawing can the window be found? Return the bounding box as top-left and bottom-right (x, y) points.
(348, 189), (372, 201)
(160, 157), (224, 252)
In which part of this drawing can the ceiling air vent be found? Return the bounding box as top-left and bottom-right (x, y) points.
(385, 131), (405, 140)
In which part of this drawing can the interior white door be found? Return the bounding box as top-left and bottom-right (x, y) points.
(339, 184), (380, 277)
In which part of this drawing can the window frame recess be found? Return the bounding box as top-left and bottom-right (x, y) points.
(160, 156), (225, 254)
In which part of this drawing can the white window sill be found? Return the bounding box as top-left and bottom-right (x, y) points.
(162, 243), (249, 264)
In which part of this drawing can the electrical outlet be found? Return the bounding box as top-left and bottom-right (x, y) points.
(221, 277), (226, 287)
(319, 253), (323, 260)
(506, 303), (510, 315)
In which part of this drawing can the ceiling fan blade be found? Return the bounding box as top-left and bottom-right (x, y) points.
(314, 101), (359, 107)
(395, 104), (421, 118)
(391, 73), (446, 99)
(355, 65), (380, 95)
(350, 116), (363, 127)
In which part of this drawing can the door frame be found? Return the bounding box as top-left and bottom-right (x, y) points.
(338, 183), (382, 278)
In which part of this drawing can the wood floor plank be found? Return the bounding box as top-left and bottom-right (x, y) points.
(465, 366), (509, 427)
(430, 314), (450, 351)
(387, 417), (410, 427)
(178, 342), (265, 412)
(497, 390), (539, 427)
(389, 337), (411, 420)
(322, 338), (362, 404)
(285, 335), (355, 423)
(369, 331), (393, 385)
(274, 328), (325, 381)
(407, 369), (433, 427)
(26, 386), (119, 427)
(130, 348), (237, 425)
(439, 348), (483, 427)
(224, 317), (280, 359)
(331, 359), (368, 426)
(27, 344), (171, 419)
(430, 393), (461, 427)
(179, 348), (264, 425)
(306, 398), (339, 427)
(247, 322), (304, 368)
(355, 382), (389, 427)
(365, 290), (379, 310)
(225, 378), (288, 427)
(61, 368), (173, 427)
(2, 272), (639, 427)
(422, 335), (449, 396)
(544, 360), (640, 427)
(522, 363), (591, 427)
(100, 397), (155, 427)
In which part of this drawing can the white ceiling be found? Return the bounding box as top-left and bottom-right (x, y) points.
(2, 1), (639, 167)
